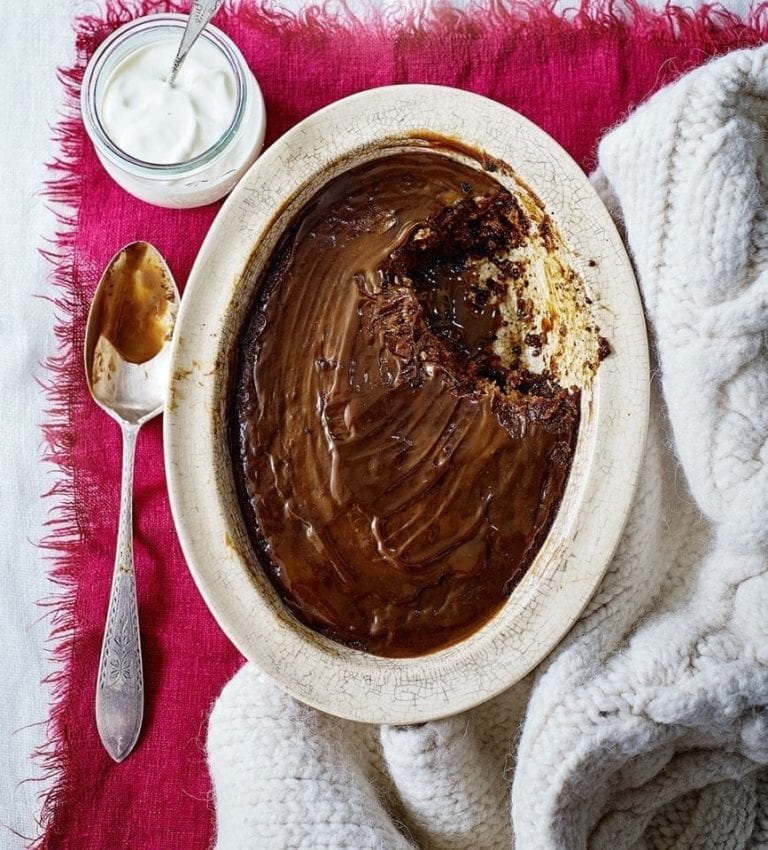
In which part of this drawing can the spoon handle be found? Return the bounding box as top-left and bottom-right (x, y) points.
(95, 422), (144, 763)
(167, 0), (225, 86)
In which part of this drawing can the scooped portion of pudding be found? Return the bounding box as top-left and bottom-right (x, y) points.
(231, 148), (602, 658)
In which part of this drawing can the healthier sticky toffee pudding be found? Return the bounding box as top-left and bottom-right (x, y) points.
(231, 148), (603, 658)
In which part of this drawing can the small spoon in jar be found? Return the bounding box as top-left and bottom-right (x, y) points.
(84, 241), (180, 762)
(167, 0), (225, 86)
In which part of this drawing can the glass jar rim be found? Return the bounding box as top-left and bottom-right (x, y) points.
(81, 13), (248, 177)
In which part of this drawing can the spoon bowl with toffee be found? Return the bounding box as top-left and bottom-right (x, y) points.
(84, 241), (179, 761)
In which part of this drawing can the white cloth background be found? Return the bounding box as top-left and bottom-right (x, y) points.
(0, 1), (754, 848)
(1, 2), (91, 844)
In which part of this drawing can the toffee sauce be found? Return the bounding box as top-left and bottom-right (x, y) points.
(93, 242), (173, 365)
(231, 152), (580, 658)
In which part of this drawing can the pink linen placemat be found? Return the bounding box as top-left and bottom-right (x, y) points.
(33, 2), (767, 847)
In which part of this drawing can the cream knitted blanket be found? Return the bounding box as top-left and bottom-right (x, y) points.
(206, 48), (768, 849)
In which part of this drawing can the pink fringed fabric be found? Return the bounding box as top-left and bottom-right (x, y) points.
(36, 2), (768, 847)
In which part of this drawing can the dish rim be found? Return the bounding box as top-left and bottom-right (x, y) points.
(164, 84), (649, 724)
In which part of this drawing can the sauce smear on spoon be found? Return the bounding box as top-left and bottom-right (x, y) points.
(93, 242), (175, 366)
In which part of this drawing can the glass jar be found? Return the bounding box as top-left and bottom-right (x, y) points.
(81, 14), (266, 208)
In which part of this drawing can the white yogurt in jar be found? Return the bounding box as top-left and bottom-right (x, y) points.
(100, 38), (237, 165)
(81, 14), (266, 208)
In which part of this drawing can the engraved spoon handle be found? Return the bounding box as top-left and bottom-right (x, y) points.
(95, 422), (144, 762)
(167, 0), (225, 86)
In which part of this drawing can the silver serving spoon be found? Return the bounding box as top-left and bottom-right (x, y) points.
(167, 0), (225, 87)
(84, 242), (180, 762)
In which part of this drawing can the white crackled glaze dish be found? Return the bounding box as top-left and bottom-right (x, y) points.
(164, 85), (649, 724)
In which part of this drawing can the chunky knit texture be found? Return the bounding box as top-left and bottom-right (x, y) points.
(207, 48), (768, 849)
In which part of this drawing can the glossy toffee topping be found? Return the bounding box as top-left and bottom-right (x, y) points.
(232, 150), (589, 657)
(92, 242), (174, 366)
